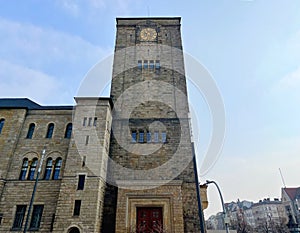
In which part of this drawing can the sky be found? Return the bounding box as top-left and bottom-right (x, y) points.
(0, 0), (300, 218)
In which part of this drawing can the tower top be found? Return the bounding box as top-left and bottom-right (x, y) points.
(116, 17), (181, 26)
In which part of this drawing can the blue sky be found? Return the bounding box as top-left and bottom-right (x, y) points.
(0, 0), (300, 218)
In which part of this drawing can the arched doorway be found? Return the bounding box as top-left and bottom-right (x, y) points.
(68, 227), (80, 233)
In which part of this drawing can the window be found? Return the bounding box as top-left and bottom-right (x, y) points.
(0, 119), (5, 134)
(154, 131), (159, 143)
(147, 131), (151, 143)
(85, 135), (89, 145)
(29, 205), (43, 230)
(68, 227), (80, 233)
(26, 123), (35, 139)
(0, 213), (3, 225)
(149, 60), (154, 70)
(88, 117), (92, 126)
(138, 131), (144, 143)
(143, 60), (148, 69)
(161, 132), (167, 143)
(64, 123), (72, 139)
(73, 200), (81, 216)
(44, 158), (53, 180)
(19, 158), (29, 180)
(28, 158), (38, 180)
(138, 60), (142, 70)
(77, 175), (86, 190)
(53, 158), (62, 180)
(12, 205), (26, 229)
(93, 117), (97, 126)
(46, 123), (54, 138)
(155, 60), (160, 69)
(83, 117), (87, 126)
(131, 131), (137, 143)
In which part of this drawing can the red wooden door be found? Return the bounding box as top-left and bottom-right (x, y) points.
(136, 207), (163, 233)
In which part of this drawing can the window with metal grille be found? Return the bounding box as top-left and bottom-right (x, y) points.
(12, 205), (26, 229)
(29, 205), (44, 230)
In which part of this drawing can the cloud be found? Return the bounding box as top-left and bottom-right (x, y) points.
(0, 60), (63, 104)
(0, 17), (112, 104)
(277, 66), (300, 90)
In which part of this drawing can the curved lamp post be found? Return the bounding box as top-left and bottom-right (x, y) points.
(205, 180), (230, 233)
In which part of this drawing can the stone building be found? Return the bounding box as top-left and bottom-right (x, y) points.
(0, 17), (206, 233)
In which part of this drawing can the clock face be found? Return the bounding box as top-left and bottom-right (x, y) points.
(140, 28), (157, 41)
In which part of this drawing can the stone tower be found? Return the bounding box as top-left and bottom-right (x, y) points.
(101, 17), (202, 233)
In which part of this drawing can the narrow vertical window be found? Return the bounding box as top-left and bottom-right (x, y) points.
(83, 117), (87, 126)
(77, 175), (86, 190)
(138, 130), (144, 143)
(28, 158), (38, 180)
(154, 131), (159, 143)
(131, 131), (137, 143)
(44, 158), (53, 180)
(0, 119), (5, 134)
(161, 132), (167, 143)
(155, 60), (160, 69)
(29, 205), (44, 230)
(143, 60), (148, 69)
(53, 158), (62, 180)
(147, 131), (151, 143)
(19, 158), (29, 180)
(149, 60), (154, 70)
(64, 123), (72, 139)
(93, 117), (97, 126)
(26, 123), (35, 139)
(0, 213), (3, 225)
(88, 117), (92, 126)
(12, 205), (26, 229)
(73, 200), (81, 216)
(85, 135), (89, 145)
(138, 60), (142, 70)
(46, 123), (54, 138)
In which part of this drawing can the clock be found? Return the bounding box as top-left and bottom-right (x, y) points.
(140, 28), (157, 41)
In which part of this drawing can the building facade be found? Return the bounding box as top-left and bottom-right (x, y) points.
(0, 17), (205, 233)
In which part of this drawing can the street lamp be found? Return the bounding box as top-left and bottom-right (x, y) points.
(23, 148), (46, 233)
(205, 180), (230, 233)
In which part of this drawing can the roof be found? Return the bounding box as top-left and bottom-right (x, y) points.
(284, 187), (300, 200)
(0, 98), (73, 110)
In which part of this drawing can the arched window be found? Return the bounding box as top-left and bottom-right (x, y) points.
(46, 123), (54, 138)
(19, 158), (29, 180)
(68, 227), (80, 233)
(0, 119), (5, 134)
(64, 123), (72, 139)
(53, 158), (62, 180)
(44, 158), (53, 180)
(28, 158), (38, 180)
(26, 123), (35, 139)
